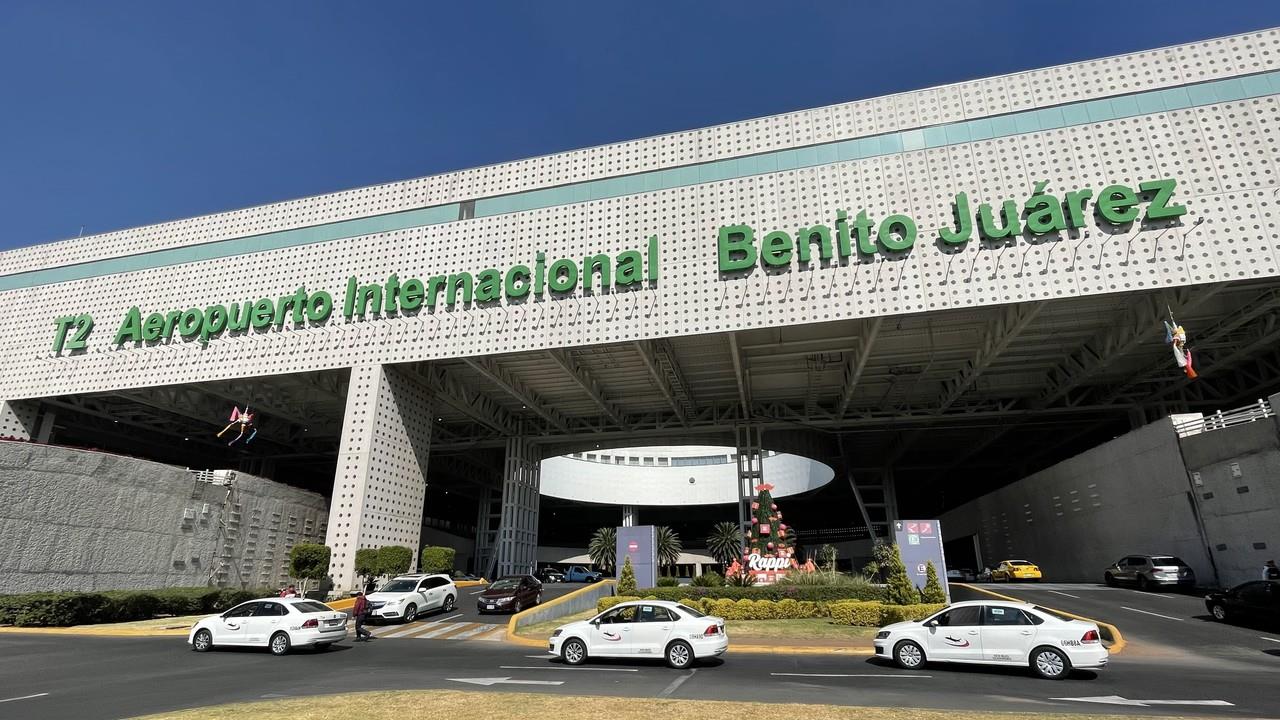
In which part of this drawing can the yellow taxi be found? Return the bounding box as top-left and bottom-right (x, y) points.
(991, 559), (1042, 582)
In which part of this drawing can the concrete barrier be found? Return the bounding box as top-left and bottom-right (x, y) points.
(508, 580), (615, 645)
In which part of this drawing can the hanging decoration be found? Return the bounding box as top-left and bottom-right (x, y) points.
(1164, 309), (1197, 379)
(216, 406), (258, 446)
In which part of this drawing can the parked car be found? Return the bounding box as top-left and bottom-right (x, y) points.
(563, 565), (603, 583)
(478, 575), (543, 614)
(990, 560), (1042, 582)
(946, 568), (977, 582)
(548, 600), (727, 669)
(1103, 555), (1196, 590)
(537, 567), (566, 583)
(189, 598), (347, 655)
(874, 600), (1107, 680)
(452, 571), (482, 582)
(366, 573), (457, 622)
(1205, 580), (1279, 625)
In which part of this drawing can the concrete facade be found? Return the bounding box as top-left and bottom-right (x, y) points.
(1178, 392), (1280, 587)
(940, 420), (1214, 584)
(0, 440), (328, 593)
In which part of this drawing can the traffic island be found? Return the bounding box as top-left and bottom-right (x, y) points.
(127, 689), (1155, 720)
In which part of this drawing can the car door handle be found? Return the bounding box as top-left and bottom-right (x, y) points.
(1019, 630), (1033, 635)
(661, 626), (671, 631)
(967, 630), (978, 635)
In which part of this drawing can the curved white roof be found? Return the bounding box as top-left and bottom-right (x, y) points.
(539, 445), (834, 506)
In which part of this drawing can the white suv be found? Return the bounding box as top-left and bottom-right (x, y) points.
(366, 573), (457, 622)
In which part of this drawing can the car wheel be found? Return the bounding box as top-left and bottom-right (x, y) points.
(893, 640), (926, 669)
(1104, 572), (1115, 587)
(403, 604), (417, 623)
(192, 629), (213, 652)
(442, 595), (456, 612)
(1137, 575), (1150, 591)
(562, 638), (588, 665)
(1031, 646), (1071, 680)
(535, 593), (542, 606)
(269, 632), (291, 656)
(514, 599), (523, 613)
(1210, 603), (1227, 622)
(666, 640), (694, 669)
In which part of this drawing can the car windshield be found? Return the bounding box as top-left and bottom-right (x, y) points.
(1009, 561), (1034, 566)
(1151, 556), (1186, 566)
(489, 579), (521, 590)
(1033, 605), (1076, 621)
(379, 579), (417, 593)
(677, 604), (706, 618)
(292, 601), (330, 613)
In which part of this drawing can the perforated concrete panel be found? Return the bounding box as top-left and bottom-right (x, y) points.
(0, 400), (38, 440)
(324, 364), (434, 588)
(1, 30), (1279, 404)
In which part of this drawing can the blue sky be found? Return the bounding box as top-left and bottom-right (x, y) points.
(1, 1), (1277, 251)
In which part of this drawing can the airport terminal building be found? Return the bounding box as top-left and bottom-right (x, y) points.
(3, 29), (1280, 592)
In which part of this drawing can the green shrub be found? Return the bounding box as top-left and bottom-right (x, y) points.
(828, 600), (884, 626)
(290, 543), (332, 592)
(879, 603), (946, 624)
(691, 571), (723, 587)
(0, 586), (273, 627)
(377, 545), (413, 577)
(884, 545), (917, 606)
(920, 562), (946, 604)
(617, 557), (637, 596)
(655, 576), (679, 587)
(419, 546), (456, 575)
(354, 548), (380, 583)
(631, 584), (883, 603)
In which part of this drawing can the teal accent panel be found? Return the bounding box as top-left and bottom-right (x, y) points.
(4, 72), (1279, 292)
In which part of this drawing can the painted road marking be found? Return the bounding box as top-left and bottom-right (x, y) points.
(771, 673), (931, 679)
(659, 669), (696, 698)
(1053, 695), (1232, 707)
(451, 624), (500, 640)
(0, 693), (49, 704)
(449, 677), (563, 687)
(470, 589), (486, 595)
(1128, 590), (1177, 600)
(1048, 590), (1081, 599)
(1121, 606), (1183, 621)
(501, 665), (639, 672)
(418, 622), (472, 639)
(1260, 636), (1280, 643)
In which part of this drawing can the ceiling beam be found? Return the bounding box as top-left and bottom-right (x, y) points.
(462, 357), (569, 432)
(413, 364), (518, 435)
(633, 340), (688, 426)
(936, 303), (1042, 412)
(837, 317), (883, 417)
(727, 333), (752, 418)
(545, 349), (628, 428)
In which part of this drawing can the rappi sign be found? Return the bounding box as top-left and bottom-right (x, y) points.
(747, 553), (791, 572)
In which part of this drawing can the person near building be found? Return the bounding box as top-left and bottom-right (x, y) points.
(1264, 560), (1279, 580)
(352, 591), (373, 641)
(280, 584), (298, 598)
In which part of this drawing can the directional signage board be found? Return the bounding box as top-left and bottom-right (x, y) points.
(616, 525), (657, 589)
(893, 519), (950, 603)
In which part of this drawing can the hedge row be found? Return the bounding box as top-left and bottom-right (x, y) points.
(632, 585), (884, 603)
(598, 596), (945, 625)
(0, 587), (267, 627)
(828, 600), (946, 626)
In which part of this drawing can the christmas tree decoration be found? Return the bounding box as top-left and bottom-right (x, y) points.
(740, 481), (798, 585)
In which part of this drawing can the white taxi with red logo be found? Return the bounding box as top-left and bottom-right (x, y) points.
(873, 600), (1107, 679)
(549, 600), (727, 669)
(188, 598), (348, 655)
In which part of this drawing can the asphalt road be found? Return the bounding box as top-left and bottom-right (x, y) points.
(3, 582), (1278, 720)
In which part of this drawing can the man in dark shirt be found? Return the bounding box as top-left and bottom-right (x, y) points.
(352, 591), (373, 641)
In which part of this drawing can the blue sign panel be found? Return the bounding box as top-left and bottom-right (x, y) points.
(616, 525), (657, 589)
(893, 519), (950, 602)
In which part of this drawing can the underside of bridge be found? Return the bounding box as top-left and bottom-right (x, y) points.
(34, 279), (1280, 554)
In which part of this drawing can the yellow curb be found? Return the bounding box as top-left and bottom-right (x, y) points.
(506, 580), (616, 647)
(327, 598), (357, 611)
(0, 625), (191, 637)
(954, 583), (1126, 655)
(455, 579), (489, 588)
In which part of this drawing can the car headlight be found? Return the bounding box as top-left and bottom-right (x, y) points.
(497, 597), (513, 604)
(875, 631), (890, 639)
(384, 598), (401, 606)
(551, 629), (562, 638)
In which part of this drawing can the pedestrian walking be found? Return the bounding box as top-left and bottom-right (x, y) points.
(353, 591), (373, 641)
(1264, 560), (1279, 581)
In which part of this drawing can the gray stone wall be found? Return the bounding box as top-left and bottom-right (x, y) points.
(0, 440), (329, 593)
(1178, 394), (1280, 588)
(940, 420), (1214, 584)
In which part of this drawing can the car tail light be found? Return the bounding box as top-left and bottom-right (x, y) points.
(704, 624), (720, 636)
(301, 619), (319, 629)
(1081, 629), (1100, 644)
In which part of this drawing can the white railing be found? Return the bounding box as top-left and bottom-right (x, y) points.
(1173, 399), (1276, 438)
(186, 468), (237, 485)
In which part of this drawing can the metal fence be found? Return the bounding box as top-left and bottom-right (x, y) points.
(1173, 399), (1276, 439)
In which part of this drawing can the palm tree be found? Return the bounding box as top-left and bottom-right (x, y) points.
(706, 521), (743, 567)
(655, 526), (683, 575)
(587, 526), (617, 574)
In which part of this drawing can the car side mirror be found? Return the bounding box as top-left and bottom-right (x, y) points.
(925, 619), (939, 627)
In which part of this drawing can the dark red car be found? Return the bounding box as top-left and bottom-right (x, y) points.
(477, 575), (542, 614)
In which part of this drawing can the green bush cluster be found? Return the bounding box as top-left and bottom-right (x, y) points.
(828, 600), (946, 626)
(655, 576), (679, 587)
(691, 571), (723, 587)
(0, 587), (266, 627)
(632, 584), (884, 603)
(419, 546), (456, 575)
(597, 595), (826, 620)
(617, 557), (637, 596)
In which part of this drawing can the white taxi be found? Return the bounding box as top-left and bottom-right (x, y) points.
(366, 573), (457, 622)
(549, 600), (727, 669)
(189, 598), (348, 655)
(874, 600), (1107, 679)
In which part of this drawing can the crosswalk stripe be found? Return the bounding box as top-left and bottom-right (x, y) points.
(450, 624), (501, 640)
(417, 622), (473, 639)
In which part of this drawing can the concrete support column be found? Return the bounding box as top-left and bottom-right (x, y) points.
(324, 364), (434, 591)
(35, 408), (55, 443)
(621, 505), (638, 527)
(734, 425), (764, 534)
(0, 400), (39, 441)
(493, 435), (541, 577)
